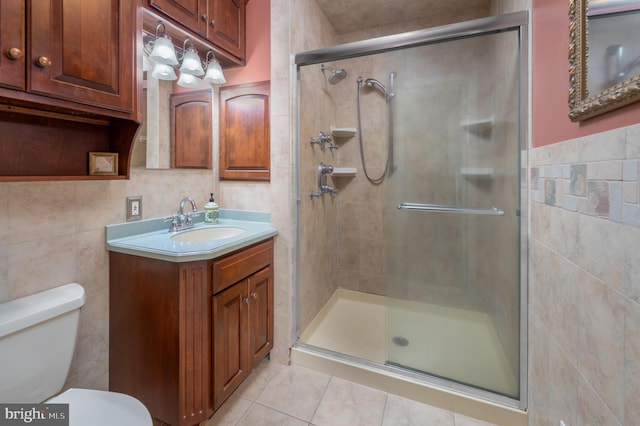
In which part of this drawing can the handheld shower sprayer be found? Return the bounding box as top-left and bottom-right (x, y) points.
(321, 64), (347, 84)
(358, 76), (395, 100)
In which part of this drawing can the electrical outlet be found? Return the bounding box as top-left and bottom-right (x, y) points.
(126, 196), (142, 222)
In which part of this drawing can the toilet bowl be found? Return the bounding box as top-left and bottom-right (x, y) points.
(0, 283), (152, 425)
(47, 388), (151, 426)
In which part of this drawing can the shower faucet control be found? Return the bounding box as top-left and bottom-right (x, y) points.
(310, 162), (338, 199)
(309, 132), (337, 151)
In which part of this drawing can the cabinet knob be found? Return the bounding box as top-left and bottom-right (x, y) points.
(251, 292), (257, 299)
(243, 297), (249, 304)
(210, 19), (215, 28)
(35, 56), (52, 68)
(201, 14), (207, 21)
(6, 47), (24, 60)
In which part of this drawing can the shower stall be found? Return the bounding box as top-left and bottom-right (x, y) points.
(294, 12), (528, 412)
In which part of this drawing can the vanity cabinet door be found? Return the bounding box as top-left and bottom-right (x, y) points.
(248, 265), (273, 368)
(212, 279), (250, 410)
(0, 0), (25, 91)
(28, 0), (135, 113)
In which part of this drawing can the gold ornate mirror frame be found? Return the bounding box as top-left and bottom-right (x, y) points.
(568, 0), (640, 121)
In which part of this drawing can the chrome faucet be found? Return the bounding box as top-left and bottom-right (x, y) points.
(179, 197), (198, 216)
(165, 197), (200, 232)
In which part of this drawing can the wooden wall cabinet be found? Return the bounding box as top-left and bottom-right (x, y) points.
(109, 238), (274, 425)
(147, 0), (246, 61)
(0, 0), (139, 181)
(219, 81), (270, 181)
(170, 89), (212, 169)
(1, 0), (135, 114)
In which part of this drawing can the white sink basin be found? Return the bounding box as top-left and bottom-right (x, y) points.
(170, 226), (245, 243)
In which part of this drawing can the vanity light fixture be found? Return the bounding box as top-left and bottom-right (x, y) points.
(144, 24), (226, 86)
(203, 51), (226, 85)
(179, 39), (205, 76)
(148, 23), (178, 66)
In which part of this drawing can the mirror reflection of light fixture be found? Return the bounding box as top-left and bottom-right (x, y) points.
(179, 39), (205, 76)
(149, 23), (178, 66)
(203, 51), (226, 85)
(151, 61), (177, 80)
(177, 72), (199, 88)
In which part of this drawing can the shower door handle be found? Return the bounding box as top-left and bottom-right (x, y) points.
(397, 203), (505, 216)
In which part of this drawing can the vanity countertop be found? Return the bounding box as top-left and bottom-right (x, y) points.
(106, 209), (277, 262)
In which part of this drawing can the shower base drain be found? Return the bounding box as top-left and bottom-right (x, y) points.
(392, 336), (409, 347)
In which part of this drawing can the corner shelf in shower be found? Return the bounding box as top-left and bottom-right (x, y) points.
(331, 167), (357, 177)
(330, 126), (358, 138)
(460, 167), (495, 179)
(459, 118), (493, 135)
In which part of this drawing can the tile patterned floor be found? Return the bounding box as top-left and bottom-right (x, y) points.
(195, 360), (498, 426)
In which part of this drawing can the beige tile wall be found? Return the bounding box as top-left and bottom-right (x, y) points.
(528, 123), (640, 425)
(0, 169), (215, 390)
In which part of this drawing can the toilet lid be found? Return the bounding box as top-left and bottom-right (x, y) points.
(47, 388), (152, 426)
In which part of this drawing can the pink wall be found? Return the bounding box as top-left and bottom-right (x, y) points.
(532, 0), (640, 147)
(222, 0), (271, 86)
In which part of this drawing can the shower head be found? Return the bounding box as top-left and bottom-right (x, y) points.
(321, 64), (347, 84)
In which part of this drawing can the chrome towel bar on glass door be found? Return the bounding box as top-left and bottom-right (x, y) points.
(397, 203), (505, 216)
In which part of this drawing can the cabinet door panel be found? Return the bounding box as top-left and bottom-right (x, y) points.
(219, 81), (270, 181)
(170, 89), (212, 169)
(0, 0), (25, 90)
(148, 0), (206, 35)
(248, 266), (273, 368)
(29, 0), (134, 113)
(212, 281), (249, 409)
(206, 0), (245, 59)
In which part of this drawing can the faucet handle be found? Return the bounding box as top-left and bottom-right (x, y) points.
(164, 214), (179, 232)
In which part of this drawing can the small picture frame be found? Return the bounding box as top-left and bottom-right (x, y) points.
(89, 152), (118, 176)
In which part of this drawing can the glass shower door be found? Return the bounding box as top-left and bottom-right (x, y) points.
(385, 29), (522, 399)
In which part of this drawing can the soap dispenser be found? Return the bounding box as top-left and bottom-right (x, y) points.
(204, 193), (219, 224)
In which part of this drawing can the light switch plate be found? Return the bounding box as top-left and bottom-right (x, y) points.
(126, 196), (142, 222)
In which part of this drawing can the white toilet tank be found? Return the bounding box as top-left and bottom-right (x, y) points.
(0, 283), (86, 403)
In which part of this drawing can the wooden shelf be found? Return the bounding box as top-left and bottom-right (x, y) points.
(0, 106), (138, 181)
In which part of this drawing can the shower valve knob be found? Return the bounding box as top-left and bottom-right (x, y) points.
(310, 132), (333, 150)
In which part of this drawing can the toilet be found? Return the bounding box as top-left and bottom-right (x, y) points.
(0, 283), (152, 426)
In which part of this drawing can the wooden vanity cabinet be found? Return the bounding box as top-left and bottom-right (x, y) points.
(109, 255), (213, 426)
(109, 238), (274, 425)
